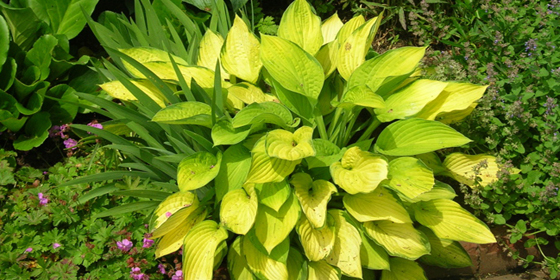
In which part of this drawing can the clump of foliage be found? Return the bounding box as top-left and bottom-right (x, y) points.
(0, 0), (100, 151)
(66, 0), (507, 279)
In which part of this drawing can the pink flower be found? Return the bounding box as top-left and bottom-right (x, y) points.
(63, 138), (78, 150)
(25, 247), (33, 253)
(171, 270), (183, 280)
(117, 239), (133, 252)
(158, 264), (166, 274)
(38, 193), (49, 206)
(87, 121), (103, 134)
(53, 243), (61, 249)
(142, 238), (154, 248)
(130, 267), (149, 280)
(165, 212), (172, 218)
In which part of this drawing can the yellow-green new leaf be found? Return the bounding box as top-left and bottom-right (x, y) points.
(343, 187), (412, 224)
(220, 187), (258, 235)
(100, 80), (166, 107)
(228, 82), (276, 104)
(412, 199), (496, 244)
(292, 172), (337, 228)
(254, 193), (301, 253)
(287, 247), (307, 280)
(326, 210), (362, 278)
(415, 152), (447, 175)
(381, 258), (428, 280)
(221, 15), (262, 83)
(211, 119), (252, 146)
(401, 181), (457, 203)
(261, 35), (324, 102)
(246, 138), (301, 184)
(418, 226), (473, 268)
(152, 200), (200, 239)
(182, 220), (229, 280)
(360, 230), (390, 270)
(155, 207), (207, 258)
(120, 47), (188, 77)
(228, 237), (257, 280)
(330, 147), (388, 194)
(152, 192), (198, 230)
(315, 40), (339, 77)
(374, 118), (472, 156)
(152, 101), (212, 127)
(296, 215), (336, 261)
(436, 103), (477, 124)
(336, 15), (365, 44)
(363, 221), (430, 260)
(335, 85), (385, 110)
(266, 127), (315, 161)
(232, 101), (297, 129)
(321, 13), (344, 45)
(178, 151), (222, 192)
(375, 79), (447, 123)
(416, 82), (488, 120)
(197, 29), (229, 79)
(215, 144), (252, 202)
(243, 236), (289, 280)
(254, 180), (292, 212)
(442, 153), (500, 187)
(387, 157), (435, 199)
(278, 0), (323, 55)
(136, 61), (216, 89)
(308, 261), (340, 280)
(338, 16), (381, 80)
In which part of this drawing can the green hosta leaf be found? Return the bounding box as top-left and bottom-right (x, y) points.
(228, 82), (276, 104)
(100, 79), (167, 107)
(330, 147), (388, 194)
(254, 180), (292, 212)
(325, 210), (362, 278)
(400, 181), (457, 203)
(287, 248), (308, 280)
(254, 192), (301, 253)
(335, 85), (385, 109)
(246, 138), (301, 184)
(360, 230), (390, 270)
(436, 103), (477, 124)
(363, 221), (430, 260)
(28, 0), (98, 39)
(305, 139), (345, 169)
(212, 119), (252, 146)
(335, 15), (365, 44)
(412, 199), (496, 244)
(215, 144), (252, 202)
(221, 15), (262, 83)
(442, 153), (500, 187)
(228, 237), (257, 280)
(26, 35), (58, 80)
(418, 226), (472, 268)
(292, 172), (337, 228)
(375, 79), (447, 123)
(374, 118), (472, 156)
(315, 40), (339, 77)
(415, 152), (447, 175)
(308, 261), (340, 280)
(152, 192), (199, 230)
(197, 29), (229, 79)
(12, 112), (50, 151)
(296, 215), (336, 261)
(261, 35), (324, 102)
(0, 15), (8, 66)
(381, 258), (427, 280)
(155, 207), (207, 258)
(152, 198), (200, 238)
(243, 235), (289, 280)
(177, 151), (222, 192)
(387, 157), (434, 199)
(152, 101), (212, 127)
(182, 220), (229, 280)
(337, 16), (381, 80)
(232, 101), (297, 129)
(416, 83), (487, 120)
(278, 0), (322, 55)
(265, 126), (315, 161)
(321, 13), (344, 45)
(220, 187), (258, 234)
(343, 187), (412, 224)
(348, 47), (426, 96)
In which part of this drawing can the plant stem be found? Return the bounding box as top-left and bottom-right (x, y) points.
(314, 108), (329, 140)
(327, 108), (343, 138)
(357, 117), (381, 143)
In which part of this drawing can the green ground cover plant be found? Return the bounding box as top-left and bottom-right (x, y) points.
(63, 0), (507, 279)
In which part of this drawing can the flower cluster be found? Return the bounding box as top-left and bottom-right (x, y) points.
(117, 239), (134, 252)
(130, 267), (149, 280)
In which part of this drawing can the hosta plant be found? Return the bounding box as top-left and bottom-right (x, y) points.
(71, 0), (504, 279)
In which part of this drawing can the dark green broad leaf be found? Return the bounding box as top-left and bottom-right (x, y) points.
(13, 111), (51, 151)
(0, 3), (43, 50)
(211, 119), (251, 146)
(0, 57), (17, 91)
(374, 118), (472, 156)
(183, 0), (213, 11)
(0, 14), (9, 66)
(44, 84), (78, 124)
(229, 0), (248, 11)
(26, 34), (58, 80)
(28, 0), (99, 40)
(14, 84), (47, 115)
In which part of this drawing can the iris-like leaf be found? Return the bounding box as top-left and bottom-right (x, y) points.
(152, 101), (212, 127)
(296, 215), (336, 261)
(321, 13), (344, 45)
(416, 82), (488, 120)
(265, 126), (315, 161)
(243, 236), (289, 280)
(337, 16), (381, 80)
(135, 61), (217, 89)
(330, 147), (388, 194)
(380, 258), (428, 280)
(326, 210), (362, 278)
(375, 79), (447, 123)
(228, 82), (276, 104)
(228, 237), (257, 280)
(308, 261), (340, 280)
(182, 220), (229, 280)
(220, 187), (258, 234)
(155, 207), (207, 258)
(177, 151), (221, 192)
(360, 229), (390, 270)
(387, 157), (434, 199)
(100, 80), (167, 107)
(254, 192), (301, 253)
(221, 15), (262, 83)
(412, 199), (497, 244)
(343, 187), (412, 224)
(261, 35), (324, 102)
(442, 153), (500, 187)
(418, 226), (472, 268)
(246, 138), (301, 184)
(374, 118), (472, 156)
(292, 172), (337, 228)
(334, 85), (385, 110)
(232, 101), (296, 129)
(277, 0), (323, 55)
(254, 180), (292, 212)
(363, 221), (431, 260)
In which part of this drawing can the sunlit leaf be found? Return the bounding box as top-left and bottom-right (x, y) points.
(326, 210), (362, 278)
(243, 235), (289, 280)
(344, 187), (412, 224)
(380, 258), (428, 280)
(416, 82), (488, 120)
(308, 260), (340, 280)
(296, 215), (335, 261)
(360, 229), (390, 270)
(287, 248), (307, 280)
(335, 85), (385, 110)
(418, 226), (473, 268)
(442, 153), (500, 187)
(99, 80), (167, 107)
(254, 180), (292, 212)
(246, 138), (301, 184)
(221, 15), (262, 83)
(232, 101), (297, 129)
(220, 187), (258, 234)
(152, 192), (198, 230)
(335, 15), (365, 44)
(215, 144), (252, 202)
(152, 101), (212, 127)
(292, 172), (337, 228)
(330, 147), (388, 194)
(254, 192), (301, 253)
(197, 29), (229, 79)
(265, 126), (315, 161)
(182, 220), (229, 280)
(321, 13), (344, 45)
(228, 237), (257, 280)
(363, 221), (430, 260)
(315, 40), (339, 77)
(228, 82), (277, 104)
(177, 151), (221, 192)
(277, 0), (323, 55)
(400, 181), (457, 203)
(338, 16), (381, 80)
(387, 157), (434, 199)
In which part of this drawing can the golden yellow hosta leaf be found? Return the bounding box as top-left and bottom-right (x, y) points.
(182, 220), (229, 280)
(152, 192), (198, 230)
(228, 237), (256, 280)
(308, 260), (340, 280)
(155, 207), (207, 258)
(228, 82), (276, 104)
(246, 138), (301, 184)
(291, 172), (337, 228)
(278, 0), (323, 55)
(363, 221), (430, 260)
(315, 40), (339, 77)
(220, 187), (258, 235)
(243, 236), (289, 280)
(381, 258), (428, 280)
(221, 15), (262, 83)
(197, 29), (230, 79)
(387, 157), (435, 199)
(265, 126), (315, 161)
(338, 16), (381, 80)
(326, 210), (362, 278)
(330, 146), (388, 194)
(343, 187), (412, 224)
(416, 82), (488, 120)
(442, 153), (500, 187)
(254, 193), (301, 253)
(336, 15), (365, 44)
(296, 215), (336, 261)
(321, 13), (344, 45)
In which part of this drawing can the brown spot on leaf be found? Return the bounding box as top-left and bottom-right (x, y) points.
(345, 43), (352, 50)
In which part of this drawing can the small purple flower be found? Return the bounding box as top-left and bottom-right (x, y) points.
(25, 247), (33, 253)
(142, 238), (154, 248)
(63, 138), (78, 150)
(53, 243), (61, 249)
(171, 270), (183, 280)
(87, 121), (103, 134)
(130, 267), (149, 280)
(158, 264), (166, 274)
(43, 171), (48, 175)
(38, 193), (49, 206)
(117, 239), (133, 252)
